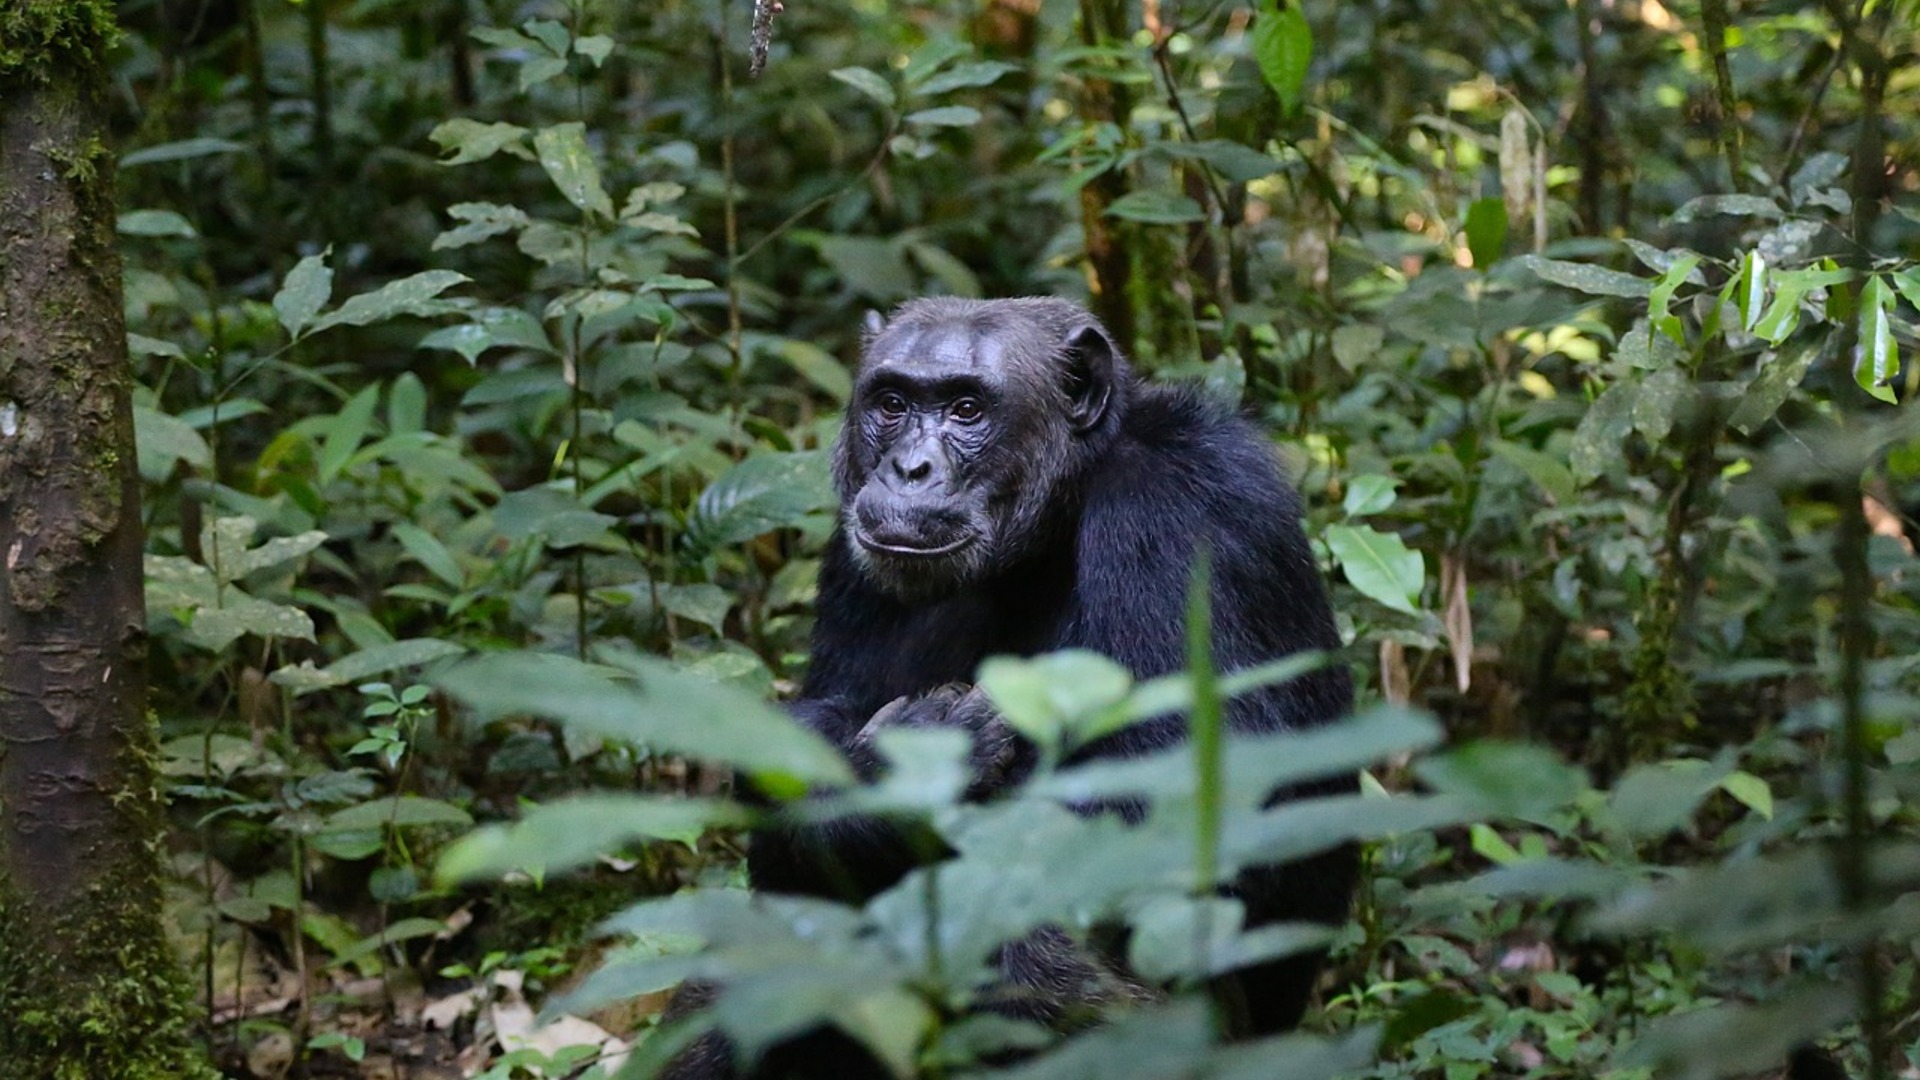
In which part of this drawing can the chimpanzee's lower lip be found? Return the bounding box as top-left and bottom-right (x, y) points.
(853, 530), (977, 558)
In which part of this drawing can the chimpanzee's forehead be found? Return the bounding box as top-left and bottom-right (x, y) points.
(864, 318), (1020, 381)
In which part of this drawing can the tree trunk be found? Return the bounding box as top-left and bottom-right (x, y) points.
(0, 6), (214, 1077)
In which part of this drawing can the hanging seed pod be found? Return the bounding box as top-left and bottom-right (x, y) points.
(749, 0), (785, 78)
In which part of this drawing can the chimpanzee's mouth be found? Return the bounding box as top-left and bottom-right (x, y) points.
(852, 529), (978, 558)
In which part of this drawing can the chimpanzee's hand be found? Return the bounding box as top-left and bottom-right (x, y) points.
(851, 684), (1018, 795)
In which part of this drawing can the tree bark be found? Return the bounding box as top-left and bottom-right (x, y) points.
(0, 5), (214, 1076)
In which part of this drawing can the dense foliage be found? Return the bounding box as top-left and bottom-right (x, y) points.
(103, 0), (1919, 1076)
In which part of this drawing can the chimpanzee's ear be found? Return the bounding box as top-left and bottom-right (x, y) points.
(862, 310), (887, 340)
(1062, 323), (1118, 435)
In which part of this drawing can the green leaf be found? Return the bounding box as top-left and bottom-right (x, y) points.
(1324, 524), (1423, 615)
(120, 137), (243, 167)
(1856, 274), (1899, 403)
(324, 796), (473, 832)
(433, 201), (531, 250)
(1608, 758), (1724, 837)
(1646, 251), (1704, 344)
(533, 122), (615, 219)
(273, 252), (333, 339)
(1729, 340), (1819, 434)
(903, 105), (982, 128)
(830, 66), (896, 108)
(684, 451), (835, 557)
(318, 384), (380, 484)
(271, 638), (468, 694)
(1670, 193), (1784, 222)
(1341, 475), (1398, 516)
(1718, 770), (1773, 819)
(1569, 380), (1636, 484)
(133, 403), (211, 480)
(1519, 255), (1651, 299)
(418, 307), (555, 365)
(1486, 440), (1575, 504)
(1415, 742), (1587, 820)
(327, 917), (451, 966)
(392, 523), (464, 588)
(312, 270), (470, 334)
(1463, 198), (1506, 270)
(1104, 190), (1205, 225)
(118, 209), (196, 238)
(1738, 250), (1768, 331)
(1153, 139), (1282, 183)
(1251, 0), (1313, 117)
(435, 652), (854, 786)
(574, 34), (613, 66)
(662, 583), (732, 632)
(1330, 324), (1383, 371)
(914, 60), (1016, 96)
(428, 118), (531, 165)
(978, 650), (1133, 750)
(767, 339), (851, 402)
(439, 795), (749, 883)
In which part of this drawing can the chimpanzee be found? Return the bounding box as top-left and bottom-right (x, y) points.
(666, 297), (1354, 1078)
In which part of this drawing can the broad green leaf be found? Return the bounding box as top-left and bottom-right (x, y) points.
(271, 638), (468, 693)
(1646, 251), (1704, 344)
(1519, 255), (1651, 299)
(518, 55), (568, 92)
(1104, 190), (1205, 225)
(1670, 193), (1784, 222)
(830, 66), (896, 108)
(1855, 274), (1899, 403)
(120, 137), (243, 167)
(312, 270), (469, 334)
(765, 337), (852, 400)
(428, 118), (530, 165)
(662, 583), (732, 632)
(118, 209), (196, 238)
(1569, 380), (1636, 483)
(1153, 139), (1282, 183)
(574, 34), (613, 66)
(327, 917), (451, 966)
(324, 796), (473, 832)
(436, 652), (853, 785)
(978, 650), (1133, 749)
(1341, 474), (1398, 516)
(915, 60), (1016, 96)
(392, 523), (464, 587)
(1463, 197), (1506, 270)
(1330, 324), (1383, 371)
(440, 797), (748, 884)
(533, 122), (615, 219)
(1619, 984), (1854, 1080)
(133, 403), (211, 480)
(1251, 0), (1312, 117)
(1486, 440), (1575, 504)
(273, 252), (333, 338)
(318, 384), (380, 484)
(1324, 524), (1423, 615)
(433, 201), (530, 250)
(683, 451), (835, 557)
(1415, 741), (1587, 820)
(128, 333), (185, 359)
(419, 306), (555, 365)
(1607, 758), (1724, 837)
(903, 105), (982, 128)
(1718, 770), (1773, 819)
(182, 597), (317, 650)
(1630, 367), (1688, 445)
(1729, 341), (1819, 434)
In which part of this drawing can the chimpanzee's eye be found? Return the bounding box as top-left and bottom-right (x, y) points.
(950, 397), (984, 423)
(876, 391), (909, 419)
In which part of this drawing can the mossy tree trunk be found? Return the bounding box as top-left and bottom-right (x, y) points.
(0, 4), (215, 1077)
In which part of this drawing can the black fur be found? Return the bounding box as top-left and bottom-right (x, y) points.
(666, 298), (1354, 1079)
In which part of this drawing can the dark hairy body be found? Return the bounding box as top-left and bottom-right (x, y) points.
(666, 298), (1354, 1079)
